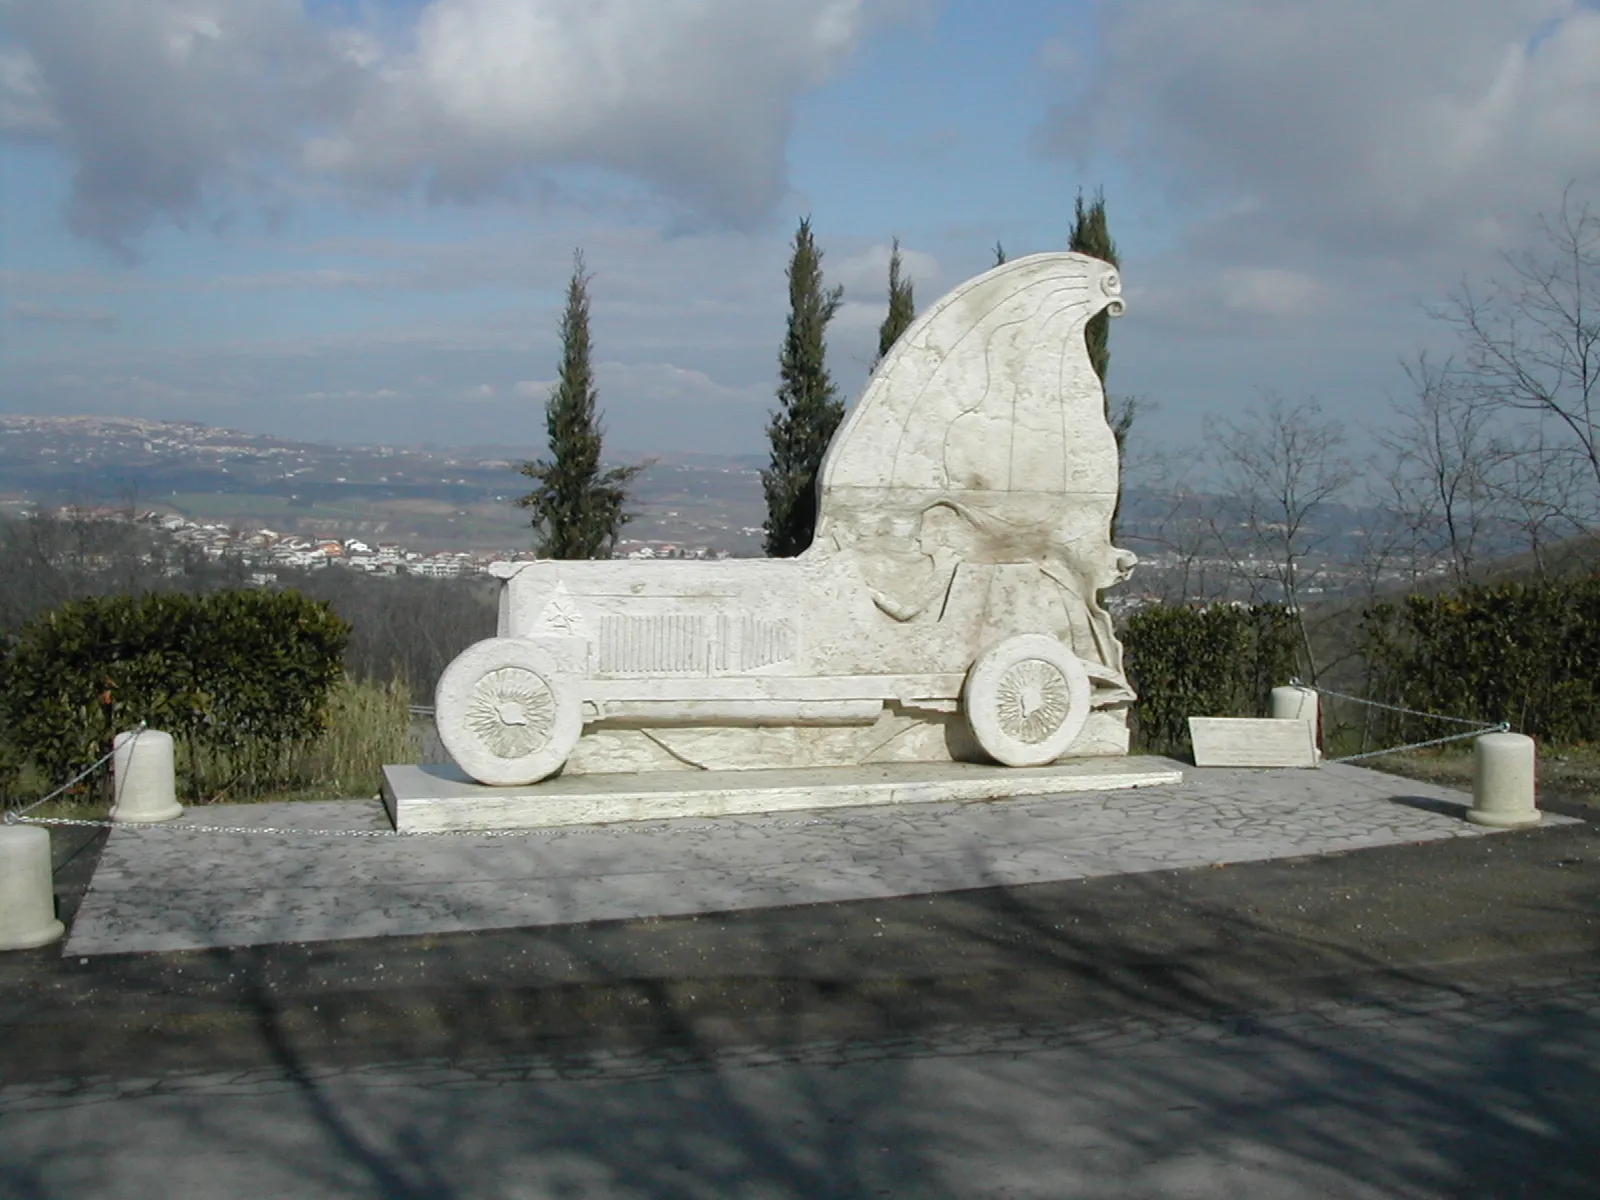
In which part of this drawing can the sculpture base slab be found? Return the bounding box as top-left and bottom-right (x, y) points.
(381, 758), (1185, 833)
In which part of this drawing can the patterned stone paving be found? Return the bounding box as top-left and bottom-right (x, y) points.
(64, 760), (1574, 956)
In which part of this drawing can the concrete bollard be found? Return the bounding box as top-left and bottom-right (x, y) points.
(1271, 685), (1321, 759)
(1468, 731), (1540, 828)
(0, 825), (65, 951)
(1271, 685), (1319, 723)
(110, 729), (183, 824)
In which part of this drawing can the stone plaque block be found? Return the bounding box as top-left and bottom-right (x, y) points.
(1188, 717), (1318, 768)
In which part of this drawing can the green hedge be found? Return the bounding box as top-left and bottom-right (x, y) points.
(2, 589), (350, 790)
(1361, 580), (1600, 744)
(1122, 603), (1301, 754)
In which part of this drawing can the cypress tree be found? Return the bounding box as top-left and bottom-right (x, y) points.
(1068, 187), (1118, 390)
(516, 249), (643, 559)
(874, 237), (916, 368)
(1067, 187), (1130, 541)
(762, 216), (844, 558)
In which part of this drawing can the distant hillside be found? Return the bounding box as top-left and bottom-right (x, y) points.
(0, 414), (767, 554)
(1397, 532), (1600, 596)
(1, 413), (1416, 576)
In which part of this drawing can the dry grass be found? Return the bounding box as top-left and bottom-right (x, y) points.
(2, 677), (418, 819)
(185, 676), (418, 805)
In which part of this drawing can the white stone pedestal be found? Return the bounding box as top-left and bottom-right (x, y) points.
(110, 729), (183, 823)
(0, 825), (65, 951)
(382, 758), (1185, 833)
(1468, 732), (1540, 828)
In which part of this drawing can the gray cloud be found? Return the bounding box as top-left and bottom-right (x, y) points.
(1, 0), (927, 252)
(312, 0), (926, 225)
(2, 0), (356, 256)
(1024, 0), (1600, 453)
(1042, 1), (1600, 274)
(0, 43), (51, 133)
(830, 241), (942, 296)
(0, 209), (1000, 453)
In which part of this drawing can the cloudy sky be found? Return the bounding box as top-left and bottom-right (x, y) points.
(2, 0), (1598, 458)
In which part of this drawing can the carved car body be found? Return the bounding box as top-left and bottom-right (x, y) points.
(436, 251), (1137, 785)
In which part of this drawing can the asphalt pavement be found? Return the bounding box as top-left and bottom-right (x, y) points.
(1, 768), (1597, 1198)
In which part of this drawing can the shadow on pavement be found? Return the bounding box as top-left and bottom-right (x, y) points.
(1388, 793), (1473, 818)
(2, 818), (1598, 1197)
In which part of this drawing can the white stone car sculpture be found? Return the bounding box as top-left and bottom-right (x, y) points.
(436, 251), (1139, 786)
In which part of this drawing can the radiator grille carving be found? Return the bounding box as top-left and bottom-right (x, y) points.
(596, 612), (795, 675)
(597, 614), (710, 674)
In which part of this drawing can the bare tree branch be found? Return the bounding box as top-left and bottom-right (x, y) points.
(1373, 352), (1507, 587)
(1431, 184), (1600, 533)
(1205, 394), (1356, 680)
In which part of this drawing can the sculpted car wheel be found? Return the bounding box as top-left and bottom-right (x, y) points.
(435, 638), (582, 785)
(963, 634), (1091, 767)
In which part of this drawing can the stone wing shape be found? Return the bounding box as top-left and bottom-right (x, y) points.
(819, 251), (1124, 510)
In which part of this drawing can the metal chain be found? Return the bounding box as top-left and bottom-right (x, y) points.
(1286, 678), (1510, 763)
(1, 724), (146, 823)
(8, 814), (558, 837)
(1289, 679), (1503, 728)
(0, 720), (902, 841)
(9, 681), (1514, 837)
(8, 805), (860, 839)
(1326, 724), (1510, 763)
